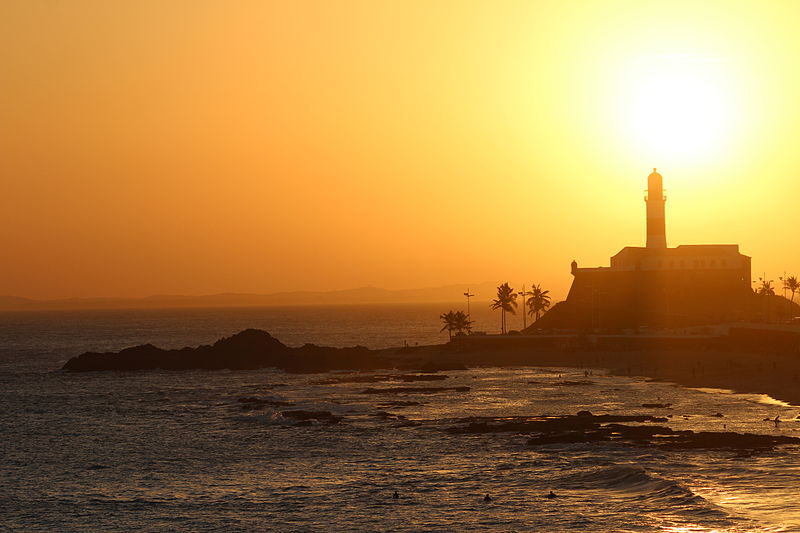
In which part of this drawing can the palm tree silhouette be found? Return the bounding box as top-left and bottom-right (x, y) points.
(526, 284), (552, 323)
(440, 310), (472, 339)
(440, 311), (457, 340)
(757, 279), (775, 296)
(756, 279), (776, 322)
(453, 310), (473, 335)
(491, 282), (517, 334)
(783, 275), (799, 306)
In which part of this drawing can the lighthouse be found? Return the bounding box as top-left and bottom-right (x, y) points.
(645, 168), (666, 248)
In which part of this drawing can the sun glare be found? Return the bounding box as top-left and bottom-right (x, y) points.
(617, 53), (739, 165)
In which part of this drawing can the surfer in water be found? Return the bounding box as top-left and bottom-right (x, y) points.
(546, 491), (557, 499)
(483, 494), (492, 502)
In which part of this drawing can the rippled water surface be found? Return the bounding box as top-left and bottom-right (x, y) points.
(3, 306), (800, 532)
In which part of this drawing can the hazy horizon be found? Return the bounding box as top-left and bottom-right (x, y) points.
(0, 281), (539, 312)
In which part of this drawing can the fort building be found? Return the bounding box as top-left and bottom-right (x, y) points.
(536, 169), (753, 329)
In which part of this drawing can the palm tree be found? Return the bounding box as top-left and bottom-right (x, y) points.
(440, 311), (457, 340)
(526, 284), (552, 322)
(757, 279), (776, 323)
(757, 279), (775, 296)
(452, 311), (473, 335)
(490, 282), (517, 334)
(783, 275), (799, 306)
(440, 310), (472, 339)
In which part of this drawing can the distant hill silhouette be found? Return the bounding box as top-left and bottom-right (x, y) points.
(0, 282), (500, 311)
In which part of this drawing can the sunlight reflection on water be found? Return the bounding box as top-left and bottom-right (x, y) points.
(5, 366), (800, 530)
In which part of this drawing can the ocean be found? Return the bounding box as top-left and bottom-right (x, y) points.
(2, 304), (800, 532)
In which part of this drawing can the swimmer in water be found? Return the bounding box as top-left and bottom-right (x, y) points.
(546, 491), (556, 499)
(484, 494), (492, 502)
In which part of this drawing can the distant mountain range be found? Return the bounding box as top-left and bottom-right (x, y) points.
(0, 283), (501, 311)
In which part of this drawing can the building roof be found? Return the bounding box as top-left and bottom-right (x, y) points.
(612, 244), (745, 261)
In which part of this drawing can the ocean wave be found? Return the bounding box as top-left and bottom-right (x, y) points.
(562, 464), (729, 519)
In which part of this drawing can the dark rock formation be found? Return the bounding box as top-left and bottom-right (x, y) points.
(374, 411), (407, 420)
(280, 410), (343, 424)
(62, 329), (389, 373)
(377, 400), (422, 407)
(447, 413), (667, 434)
(447, 411), (800, 451)
(284, 343), (385, 374)
(655, 431), (799, 450)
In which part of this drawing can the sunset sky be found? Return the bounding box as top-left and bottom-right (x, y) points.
(3, 1), (800, 300)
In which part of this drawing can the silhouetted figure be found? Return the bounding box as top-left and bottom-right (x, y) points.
(393, 490), (399, 499)
(483, 494), (492, 502)
(546, 491), (557, 499)
(774, 415), (781, 427)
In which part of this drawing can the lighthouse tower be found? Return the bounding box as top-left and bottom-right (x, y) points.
(645, 168), (666, 248)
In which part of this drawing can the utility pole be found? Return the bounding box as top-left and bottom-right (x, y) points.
(464, 289), (474, 332)
(518, 285), (528, 330)
(781, 272), (788, 321)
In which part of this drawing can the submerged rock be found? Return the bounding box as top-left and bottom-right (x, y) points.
(447, 411), (800, 451)
(448, 413), (667, 435)
(656, 431), (800, 450)
(280, 410), (343, 424)
(377, 400), (422, 407)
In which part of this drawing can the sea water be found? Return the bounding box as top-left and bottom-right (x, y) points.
(2, 305), (800, 532)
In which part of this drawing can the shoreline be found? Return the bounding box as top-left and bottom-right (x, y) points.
(62, 327), (800, 407)
(382, 343), (800, 407)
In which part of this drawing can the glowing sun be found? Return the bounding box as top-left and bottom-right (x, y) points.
(617, 53), (739, 165)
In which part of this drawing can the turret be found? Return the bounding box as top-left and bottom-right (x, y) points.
(645, 168), (666, 248)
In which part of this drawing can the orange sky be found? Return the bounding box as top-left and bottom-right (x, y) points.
(3, 1), (800, 300)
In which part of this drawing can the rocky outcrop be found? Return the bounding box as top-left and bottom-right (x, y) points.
(447, 411), (800, 451)
(62, 329), (389, 373)
(447, 413), (667, 434)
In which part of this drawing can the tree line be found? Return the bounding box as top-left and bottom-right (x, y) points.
(440, 282), (552, 338)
